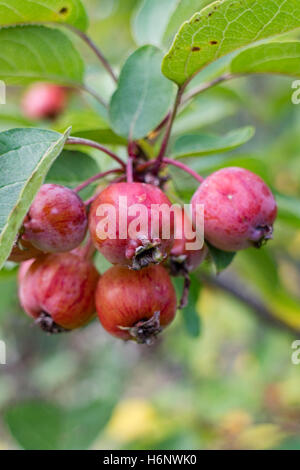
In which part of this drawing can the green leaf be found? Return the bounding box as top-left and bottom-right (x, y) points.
(55, 110), (127, 145)
(0, 25), (84, 85)
(163, 0), (213, 46)
(0, 0), (88, 31)
(231, 41), (300, 77)
(4, 399), (116, 450)
(207, 242), (236, 272)
(173, 94), (236, 134)
(181, 275), (202, 337)
(133, 0), (178, 47)
(4, 402), (63, 450)
(133, 1), (214, 48)
(172, 126), (255, 158)
(162, 0), (300, 85)
(61, 400), (116, 450)
(46, 150), (99, 189)
(73, 129), (127, 146)
(173, 275), (201, 337)
(0, 128), (70, 269)
(109, 45), (175, 140)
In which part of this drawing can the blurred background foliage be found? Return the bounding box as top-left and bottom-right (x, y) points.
(0, 0), (300, 450)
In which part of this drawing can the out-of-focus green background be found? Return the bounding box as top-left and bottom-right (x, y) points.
(0, 0), (300, 450)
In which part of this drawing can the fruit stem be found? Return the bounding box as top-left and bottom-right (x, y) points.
(149, 74), (233, 142)
(148, 113), (171, 141)
(80, 84), (108, 108)
(163, 158), (204, 184)
(74, 168), (123, 193)
(127, 142), (136, 183)
(64, 25), (118, 83)
(155, 85), (184, 170)
(179, 272), (191, 309)
(126, 157), (134, 183)
(181, 73), (234, 106)
(66, 137), (126, 169)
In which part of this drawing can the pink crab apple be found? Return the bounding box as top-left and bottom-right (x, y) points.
(22, 184), (88, 253)
(18, 250), (100, 332)
(170, 206), (208, 275)
(95, 264), (177, 344)
(22, 83), (68, 120)
(191, 167), (277, 252)
(89, 182), (175, 270)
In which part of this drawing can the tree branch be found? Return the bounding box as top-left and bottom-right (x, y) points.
(199, 272), (300, 336)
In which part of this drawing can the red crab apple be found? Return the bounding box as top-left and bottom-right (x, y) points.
(95, 264), (177, 344)
(191, 167), (277, 252)
(22, 83), (68, 120)
(22, 184), (88, 253)
(18, 250), (99, 332)
(170, 206), (208, 275)
(89, 182), (175, 270)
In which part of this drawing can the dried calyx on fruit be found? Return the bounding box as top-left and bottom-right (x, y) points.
(18, 248), (99, 333)
(21, 184), (88, 254)
(9, 237), (44, 262)
(95, 265), (177, 344)
(89, 182), (175, 270)
(191, 167), (277, 252)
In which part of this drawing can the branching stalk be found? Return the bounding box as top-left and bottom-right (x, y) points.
(163, 158), (204, 184)
(66, 137), (126, 169)
(74, 168), (123, 193)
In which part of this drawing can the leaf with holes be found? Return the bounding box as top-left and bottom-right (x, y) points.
(162, 0), (300, 85)
(109, 46), (175, 140)
(172, 126), (255, 158)
(231, 42), (300, 77)
(163, 0), (213, 46)
(0, 25), (84, 85)
(0, 128), (70, 269)
(0, 0), (88, 31)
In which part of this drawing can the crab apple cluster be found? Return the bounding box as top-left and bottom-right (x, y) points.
(14, 161), (276, 344)
(22, 83), (68, 120)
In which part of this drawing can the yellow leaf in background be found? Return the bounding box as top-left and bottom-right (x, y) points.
(106, 399), (160, 443)
(238, 424), (284, 450)
(220, 409), (252, 436)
